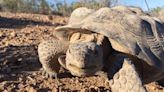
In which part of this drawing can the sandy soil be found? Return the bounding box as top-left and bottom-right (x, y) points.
(0, 12), (163, 92)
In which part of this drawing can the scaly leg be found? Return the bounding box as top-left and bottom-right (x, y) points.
(38, 39), (69, 84)
(110, 58), (147, 92)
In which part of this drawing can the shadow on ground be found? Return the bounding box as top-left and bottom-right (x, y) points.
(0, 45), (74, 82)
(0, 45), (41, 81)
(0, 16), (60, 28)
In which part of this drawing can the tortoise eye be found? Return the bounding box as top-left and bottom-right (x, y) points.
(72, 33), (81, 39)
(68, 49), (71, 53)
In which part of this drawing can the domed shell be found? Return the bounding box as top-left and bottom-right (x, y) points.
(55, 6), (164, 70)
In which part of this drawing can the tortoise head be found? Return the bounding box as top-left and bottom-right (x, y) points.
(58, 42), (104, 77)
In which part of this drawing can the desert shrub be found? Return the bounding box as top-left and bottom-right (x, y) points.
(148, 6), (164, 16)
(55, 0), (73, 16)
(0, 0), (118, 16)
(54, 0), (118, 16)
(39, 0), (52, 14)
(150, 7), (164, 13)
(0, 0), (51, 14)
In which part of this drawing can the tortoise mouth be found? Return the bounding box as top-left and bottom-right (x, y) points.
(69, 63), (98, 70)
(67, 63), (103, 77)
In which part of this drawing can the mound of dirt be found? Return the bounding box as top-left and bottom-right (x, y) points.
(0, 12), (163, 92)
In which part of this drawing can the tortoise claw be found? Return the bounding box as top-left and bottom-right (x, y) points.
(41, 69), (61, 86)
(41, 69), (46, 76)
(95, 71), (109, 79)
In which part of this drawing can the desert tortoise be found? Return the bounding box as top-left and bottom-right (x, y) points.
(38, 6), (164, 92)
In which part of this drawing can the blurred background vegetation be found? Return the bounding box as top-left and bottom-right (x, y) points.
(0, 0), (163, 16)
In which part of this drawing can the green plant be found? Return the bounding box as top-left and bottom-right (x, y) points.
(0, 0), (118, 16)
(149, 6), (164, 16)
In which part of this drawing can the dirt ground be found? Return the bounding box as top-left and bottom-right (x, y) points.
(0, 12), (163, 92)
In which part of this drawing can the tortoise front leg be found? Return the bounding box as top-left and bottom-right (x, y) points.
(110, 58), (147, 92)
(38, 39), (69, 80)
